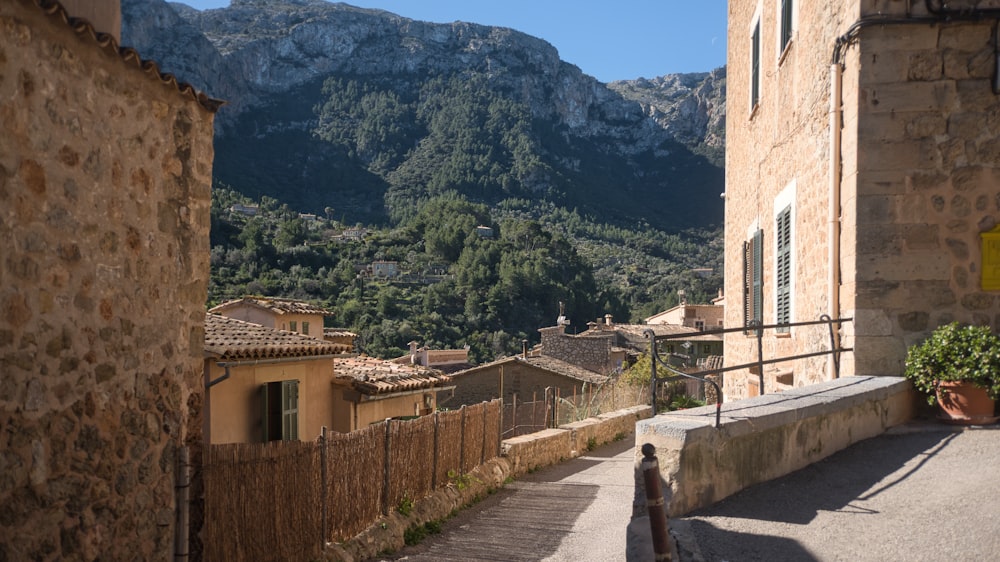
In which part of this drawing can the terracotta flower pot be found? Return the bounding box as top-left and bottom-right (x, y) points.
(935, 381), (998, 425)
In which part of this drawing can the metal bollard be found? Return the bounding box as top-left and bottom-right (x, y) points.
(641, 443), (671, 561)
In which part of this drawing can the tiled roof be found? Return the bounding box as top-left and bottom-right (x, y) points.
(209, 297), (334, 316)
(335, 356), (450, 395)
(324, 328), (357, 338)
(450, 356), (609, 385)
(204, 314), (349, 361)
(29, 0), (224, 112)
(604, 323), (723, 343)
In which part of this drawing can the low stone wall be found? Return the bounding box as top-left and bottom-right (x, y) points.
(504, 405), (650, 476)
(635, 376), (916, 517)
(332, 404), (651, 560)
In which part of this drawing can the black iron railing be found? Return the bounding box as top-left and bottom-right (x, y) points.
(645, 315), (853, 428)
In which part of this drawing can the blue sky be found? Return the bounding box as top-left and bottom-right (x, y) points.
(176, 1), (727, 82)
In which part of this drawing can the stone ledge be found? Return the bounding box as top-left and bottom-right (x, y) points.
(503, 405), (652, 476)
(635, 376), (916, 516)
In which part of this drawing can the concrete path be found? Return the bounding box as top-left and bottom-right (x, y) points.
(674, 423), (1000, 562)
(381, 435), (636, 562)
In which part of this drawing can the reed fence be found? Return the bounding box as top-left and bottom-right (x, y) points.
(202, 400), (501, 561)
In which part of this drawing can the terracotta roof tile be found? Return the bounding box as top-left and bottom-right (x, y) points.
(209, 297), (334, 316)
(204, 313), (349, 361)
(29, 0), (224, 112)
(335, 356), (450, 395)
(450, 356), (609, 385)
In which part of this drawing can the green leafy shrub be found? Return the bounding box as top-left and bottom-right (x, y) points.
(903, 322), (1000, 405)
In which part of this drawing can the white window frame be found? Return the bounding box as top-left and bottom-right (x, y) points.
(777, 0), (797, 61)
(774, 181), (796, 333)
(749, 5), (763, 113)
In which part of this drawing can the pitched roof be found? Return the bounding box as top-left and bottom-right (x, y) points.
(209, 297), (334, 316)
(204, 313), (349, 361)
(334, 356), (450, 395)
(27, 0), (223, 112)
(596, 323), (723, 344)
(450, 356), (609, 385)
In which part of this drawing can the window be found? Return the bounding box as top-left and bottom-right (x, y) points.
(775, 205), (792, 332)
(779, 0), (794, 55)
(702, 344), (712, 354)
(751, 17), (761, 110)
(302, 321), (310, 335)
(744, 228), (763, 330)
(289, 321), (297, 332)
(263, 380), (299, 441)
(695, 320), (706, 331)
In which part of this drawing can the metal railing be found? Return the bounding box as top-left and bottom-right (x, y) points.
(645, 314), (853, 428)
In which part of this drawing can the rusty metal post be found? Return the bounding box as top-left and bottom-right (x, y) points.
(641, 443), (671, 561)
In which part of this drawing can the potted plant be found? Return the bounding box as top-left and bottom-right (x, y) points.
(904, 322), (1000, 424)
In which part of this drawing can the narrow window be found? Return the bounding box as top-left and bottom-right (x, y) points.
(744, 229), (764, 330)
(263, 380), (299, 441)
(302, 321), (310, 335)
(780, 0), (794, 54)
(751, 19), (761, 109)
(775, 206), (792, 332)
(289, 320), (297, 332)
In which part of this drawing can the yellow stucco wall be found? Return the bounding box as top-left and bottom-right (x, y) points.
(330, 386), (436, 432)
(206, 359), (336, 444)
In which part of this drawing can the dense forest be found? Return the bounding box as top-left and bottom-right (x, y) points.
(209, 187), (723, 363)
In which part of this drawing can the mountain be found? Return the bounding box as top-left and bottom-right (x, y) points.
(122, 0), (726, 231)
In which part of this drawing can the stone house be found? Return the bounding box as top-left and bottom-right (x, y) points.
(724, 0), (1000, 398)
(323, 327), (358, 351)
(331, 356), (452, 432)
(391, 340), (474, 373)
(447, 354), (610, 408)
(209, 296), (332, 339)
(203, 314), (351, 444)
(371, 259), (399, 278)
(0, 0), (220, 559)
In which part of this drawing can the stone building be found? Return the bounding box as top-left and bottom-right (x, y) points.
(724, 0), (1000, 398)
(331, 356), (452, 431)
(0, 0), (220, 559)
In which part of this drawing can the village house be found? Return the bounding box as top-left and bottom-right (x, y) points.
(371, 259), (400, 279)
(203, 314), (351, 444)
(209, 296), (332, 338)
(229, 203), (259, 216)
(391, 341), (474, 373)
(447, 352), (610, 408)
(0, 0), (220, 559)
(724, 0), (1000, 398)
(323, 327), (358, 351)
(331, 356), (452, 432)
(645, 292), (725, 331)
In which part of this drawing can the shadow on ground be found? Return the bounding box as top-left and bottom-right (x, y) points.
(383, 438), (635, 561)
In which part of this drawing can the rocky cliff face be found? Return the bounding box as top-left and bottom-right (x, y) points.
(122, 0), (726, 229)
(125, 0), (722, 149)
(609, 68), (727, 155)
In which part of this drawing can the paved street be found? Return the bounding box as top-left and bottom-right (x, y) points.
(381, 423), (1000, 562)
(676, 424), (1000, 562)
(383, 436), (636, 562)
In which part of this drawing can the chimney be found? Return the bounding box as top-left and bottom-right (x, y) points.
(604, 314), (613, 326)
(60, 0), (122, 43)
(522, 340), (528, 359)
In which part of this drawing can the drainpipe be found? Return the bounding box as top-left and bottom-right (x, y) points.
(828, 62), (843, 381)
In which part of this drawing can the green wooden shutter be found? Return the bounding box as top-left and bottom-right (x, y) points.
(282, 380), (299, 441)
(776, 207), (792, 332)
(752, 229), (764, 326)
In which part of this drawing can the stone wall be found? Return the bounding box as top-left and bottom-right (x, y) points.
(847, 5), (1000, 375)
(724, 0), (1000, 396)
(0, 1), (215, 560)
(724, 0), (857, 398)
(449, 360), (592, 407)
(539, 325), (614, 373)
